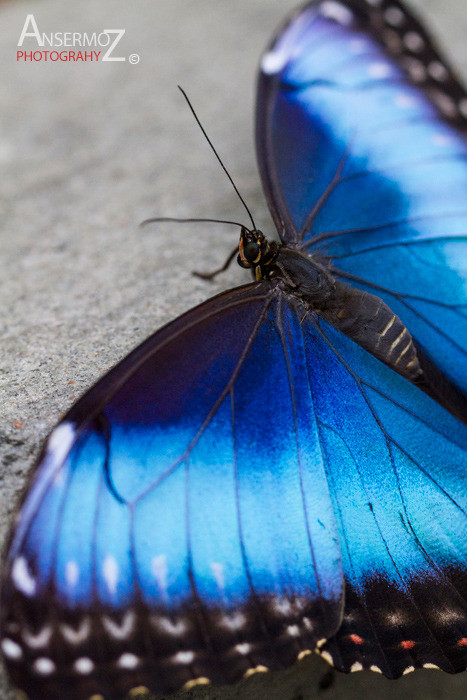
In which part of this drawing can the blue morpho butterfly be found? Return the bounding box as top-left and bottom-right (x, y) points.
(1, 0), (467, 698)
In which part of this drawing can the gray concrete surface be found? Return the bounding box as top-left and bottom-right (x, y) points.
(0, 0), (466, 698)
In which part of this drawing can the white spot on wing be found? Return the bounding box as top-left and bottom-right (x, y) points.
(220, 612), (246, 631)
(384, 7), (405, 27)
(260, 7), (318, 76)
(117, 653), (139, 669)
(286, 625), (300, 637)
(436, 608), (464, 623)
(60, 618), (91, 645)
(12, 557), (36, 597)
(423, 663), (440, 669)
(385, 610), (407, 625)
(103, 555), (119, 595)
(319, 1), (354, 25)
(102, 611), (136, 640)
(1, 639), (23, 660)
(22, 625), (52, 649)
(65, 561), (79, 588)
(272, 598), (293, 616)
(435, 93), (457, 117)
(403, 666), (415, 675)
(153, 616), (187, 636)
(235, 643), (252, 655)
(74, 657), (94, 675)
(152, 555), (168, 600)
(395, 93), (416, 109)
(428, 60), (449, 81)
(404, 31), (424, 52)
(47, 422), (76, 467)
(33, 657), (56, 675)
(261, 49), (290, 75)
(351, 661), (363, 672)
(368, 62), (392, 78)
(370, 664), (383, 673)
(211, 562), (225, 592)
(405, 58), (426, 82)
(174, 650), (195, 665)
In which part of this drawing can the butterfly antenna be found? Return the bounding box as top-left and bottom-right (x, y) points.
(141, 216), (245, 229)
(178, 85), (257, 232)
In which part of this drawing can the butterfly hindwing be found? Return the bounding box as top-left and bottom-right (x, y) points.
(305, 315), (467, 677)
(256, 0), (467, 394)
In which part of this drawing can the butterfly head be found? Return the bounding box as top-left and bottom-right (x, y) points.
(238, 227), (279, 281)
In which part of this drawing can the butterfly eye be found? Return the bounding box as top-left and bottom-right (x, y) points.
(243, 241), (261, 263)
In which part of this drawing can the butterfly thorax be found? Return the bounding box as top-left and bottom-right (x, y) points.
(271, 246), (336, 308)
(237, 227), (334, 301)
(238, 228), (424, 385)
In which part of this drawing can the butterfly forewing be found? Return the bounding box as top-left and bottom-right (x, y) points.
(1, 284), (344, 699)
(256, 0), (467, 395)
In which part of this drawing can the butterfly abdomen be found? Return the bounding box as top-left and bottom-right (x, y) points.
(322, 283), (422, 383)
(322, 282), (467, 422)
(276, 248), (421, 383)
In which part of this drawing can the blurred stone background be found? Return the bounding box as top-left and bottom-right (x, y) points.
(0, 0), (466, 698)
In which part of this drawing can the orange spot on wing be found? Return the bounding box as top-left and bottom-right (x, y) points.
(457, 638), (467, 646)
(350, 634), (363, 645)
(13, 421), (24, 429)
(401, 640), (415, 650)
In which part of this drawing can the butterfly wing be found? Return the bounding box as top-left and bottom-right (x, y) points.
(0, 283), (345, 700)
(2, 279), (466, 697)
(300, 312), (467, 678)
(256, 0), (467, 394)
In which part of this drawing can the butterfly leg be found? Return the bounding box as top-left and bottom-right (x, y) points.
(271, 261), (300, 290)
(192, 246), (238, 280)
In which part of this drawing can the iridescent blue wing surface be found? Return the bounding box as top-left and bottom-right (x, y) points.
(2, 281), (466, 696)
(0, 284), (345, 700)
(308, 315), (467, 678)
(256, 0), (467, 394)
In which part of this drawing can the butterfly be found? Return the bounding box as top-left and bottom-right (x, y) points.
(1, 0), (466, 699)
